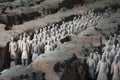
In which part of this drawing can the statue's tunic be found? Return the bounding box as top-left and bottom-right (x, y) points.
(96, 61), (109, 80)
(21, 42), (29, 60)
(9, 42), (17, 59)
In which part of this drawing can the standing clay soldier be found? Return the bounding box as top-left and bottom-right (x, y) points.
(94, 52), (100, 66)
(50, 40), (55, 51)
(86, 53), (96, 80)
(38, 32), (42, 40)
(23, 33), (27, 40)
(31, 40), (40, 61)
(112, 34), (117, 45)
(45, 41), (51, 53)
(116, 44), (119, 51)
(41, 36), (46, 53)
(38, 37), (42, 49)
(32, 33), (38, 43)
(34, 30), (39, 38)
(111, 44), (117, 59)
(21, 38), (29, 66)
(111, 56), (120, 80)
(53, 37), (58, 50)
(106, 52), (112, 67)
(17, 35), (23, 64)
(9, 37), (18, 66)
(39, 28), (42, 33)
(26, 35), (32, 63)
(116, 48), (120, 57)
(96, 55), (109, 80)
(26, 35), (32, 51)
(102, 42), (111, 53)
(17, 35), (23, 53)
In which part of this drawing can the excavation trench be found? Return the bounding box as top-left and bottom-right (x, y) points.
(0, 3), (120, 72)
(0, 0), (81, 30)
(0, 13), (79, 71)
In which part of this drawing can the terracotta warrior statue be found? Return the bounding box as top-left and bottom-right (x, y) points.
(9, 37), (18, 65)
(21, 38), (29, 66)
(86, 53), (96, 80)
(111, 56), (120, 80)
(31, 39), (40, 61)
(96, 55), (109, 80)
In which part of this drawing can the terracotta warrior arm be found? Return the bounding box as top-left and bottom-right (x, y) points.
(106, 62), (109, 74)
(31, 44), (34, 54)
(110, 63), (114, 74)
(27, 43), (30, 53)
(21, 43), (23, 52)
(9, 42), (11, 52)
(96, 61), (100, 74)
(38, 45), (40, 54)
(14, 42), (18, 52)
(118, 62), (120, 73)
